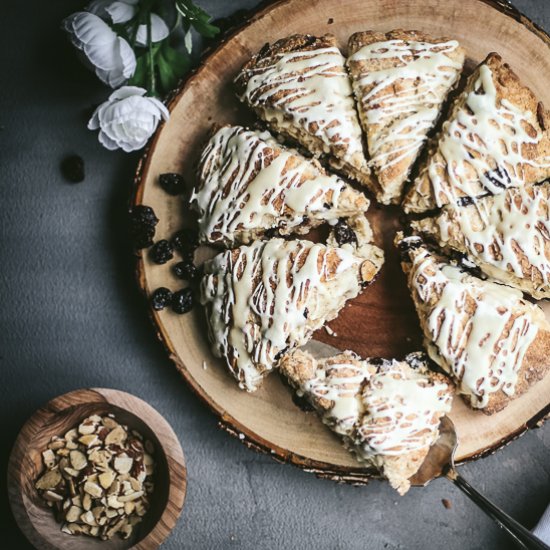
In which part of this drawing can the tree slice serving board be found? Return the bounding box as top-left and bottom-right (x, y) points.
(132, 0), (550, 483)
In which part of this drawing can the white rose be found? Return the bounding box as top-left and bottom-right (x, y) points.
(62, 12), (136, 88)
(88, 86), (169, 152)
(135, 13), (170, 46)
(86, 0), (139, 24)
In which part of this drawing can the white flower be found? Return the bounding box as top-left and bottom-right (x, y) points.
(86, 0), (139, 24)
(135, 14), (170, 46)
(88, 87), (169, 152)
(62, 12), (136, 88)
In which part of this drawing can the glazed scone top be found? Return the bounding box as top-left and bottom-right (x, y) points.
(347, 30), (464, 203)
(280, 350), (453, 458)
(412, 181), (550, 299)
(399, 235), (545, 410)
(404, 53), (550, 212)
(190, 126), (369, 246)
(235, 35), (367, 174)
(200, 235), (383, 392)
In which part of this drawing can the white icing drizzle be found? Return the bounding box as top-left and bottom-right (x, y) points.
(349, 39), (462, 177)
(302, 360), (370, 436)
(296, 354), (451, 457)
(357, 366), (452, 457)
(237, 45), (365, 167)
(425, 64), (550, 207)
(433, 183), (550, 297)
(200, 239), (367, 392)
(191, 126), (365, 244)
(407, 246), (539, 408)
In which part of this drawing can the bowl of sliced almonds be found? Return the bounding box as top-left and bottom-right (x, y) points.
(7, 388), (186, 550)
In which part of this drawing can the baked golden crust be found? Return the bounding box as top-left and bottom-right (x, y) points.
(411, 182), (550, 299)
(279, 348), (453, 494)
(190, 125), (370, 246)
(397, 233), (550, 414)
(235, 34), (375, 190)
(347, 30), (465, 205)
(403, 53), (550, 213)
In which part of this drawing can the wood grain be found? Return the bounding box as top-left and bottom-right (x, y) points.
(7, 389), (186, 549)
(132, 0), (550, 483)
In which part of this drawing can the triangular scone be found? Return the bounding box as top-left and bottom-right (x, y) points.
(396, 233), (550, 414)
(412, 182), (550, 299)
(200, 224), (384, 392)
(279, 349), (453, 494)
(190, 125), (369, 247)
(234, 34), (374, 189)
(347, 30), (465, 205)
(403, 53), (550, 213)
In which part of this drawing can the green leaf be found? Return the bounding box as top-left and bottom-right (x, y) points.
(156, 42), (191, 94)
(175, 0), (219, 38)
(127, 55), (148, 88)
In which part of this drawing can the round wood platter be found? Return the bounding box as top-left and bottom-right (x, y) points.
(8, 388), (186, 549)
(132, 0), (550, 483)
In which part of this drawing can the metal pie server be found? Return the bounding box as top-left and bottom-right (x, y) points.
(410, 416), (550, 550)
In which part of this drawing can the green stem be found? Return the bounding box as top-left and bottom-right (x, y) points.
(147, 15), (156, 96)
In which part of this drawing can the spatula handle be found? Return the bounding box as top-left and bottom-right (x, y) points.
(447, 469), (550, 550)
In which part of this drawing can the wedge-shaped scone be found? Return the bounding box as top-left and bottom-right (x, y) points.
(397, 233), (550, 414)
(279, 349), (453, 494)
(347, 30), (465, 205)
(190, 125), (369, 246)
(234, 34), (373, 189)
(412, 182), (550, 299)
(200, 221), (384, 391)
(403, 53), (550, 213)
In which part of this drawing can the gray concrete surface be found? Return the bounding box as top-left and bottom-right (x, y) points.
(2, 1), (550, 548)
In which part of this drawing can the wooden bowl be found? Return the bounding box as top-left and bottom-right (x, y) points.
(132, 0), (550, 483)
(7, 388), (186, 550)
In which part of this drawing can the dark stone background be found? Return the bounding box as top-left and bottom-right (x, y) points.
(1, 1), (549, 548)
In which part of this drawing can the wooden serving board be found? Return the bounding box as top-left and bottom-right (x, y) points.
(132, 0), (550, 482)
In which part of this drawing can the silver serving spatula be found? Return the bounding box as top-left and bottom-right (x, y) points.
(410, 416), (550, 550)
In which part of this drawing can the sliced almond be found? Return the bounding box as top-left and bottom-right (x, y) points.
(63, 467), (80, 478)
(117, 490), (144, 503)
(80, 510), (96, 526)
(35, 469), (62, 490)
(82, 493), (92, 511)
(78, 420), (96, 435)
(113, 456), (133, 474)
(102, 416), (118, 430)
(69, 450), (87, 471)
(124, 501), (136, 515)
(48, 439), (65, 451)
(42, 490), (63, 502)
(42, 449), (56, 468)
(83, 481), (103, 498)
(78, 434), (99, 447)
(105, 425), (127, 446)
(107, 495), (124, 509)
(64, 428), (78, 441)
(98, 470), (115, 490)
(129, 477), (142, 492)
(65, 505), (82, 523)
